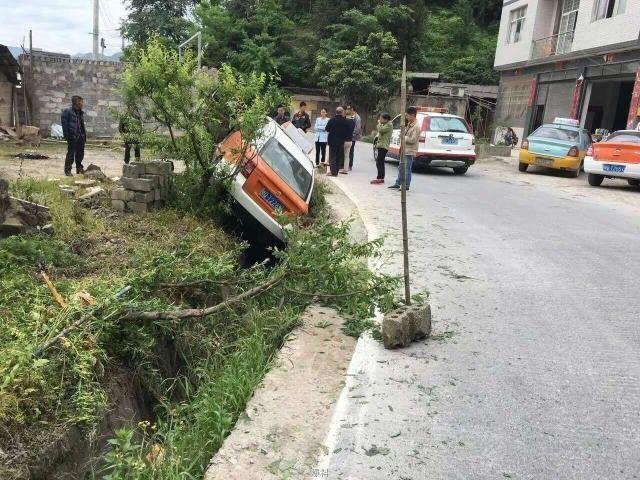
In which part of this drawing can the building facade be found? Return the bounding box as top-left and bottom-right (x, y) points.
(494, 0), (640, 143)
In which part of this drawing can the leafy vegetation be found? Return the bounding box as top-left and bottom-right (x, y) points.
(123, 0), (501, 98)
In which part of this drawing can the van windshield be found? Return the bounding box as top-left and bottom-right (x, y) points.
(533, 126), (579, 142)
(428, 117), (469, 133)
(259, 137), (313, 200)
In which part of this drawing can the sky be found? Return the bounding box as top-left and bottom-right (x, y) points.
(0, 0), (128, 56)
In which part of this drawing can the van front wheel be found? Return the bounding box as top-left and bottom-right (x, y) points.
(518, 162), (528, 172)
(453, 166), (468, 175)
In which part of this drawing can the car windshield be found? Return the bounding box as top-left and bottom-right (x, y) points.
(533, 126), (579, 142)
(259, 137), (312, 200)
(428, 117), (469, 133)
(606, 132), (640, 144)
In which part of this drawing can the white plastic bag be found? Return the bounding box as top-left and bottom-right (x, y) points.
(50, 123), (64, 139)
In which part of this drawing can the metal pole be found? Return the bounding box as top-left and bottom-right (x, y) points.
(399, 56), (411, 305)
(93, 0), (99, 60)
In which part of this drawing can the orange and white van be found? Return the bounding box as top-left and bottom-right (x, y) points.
(584, 130), (640, 187)
(219, 117), (315, 243)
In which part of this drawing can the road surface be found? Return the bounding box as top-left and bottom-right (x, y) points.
(317, 144), (640, 480)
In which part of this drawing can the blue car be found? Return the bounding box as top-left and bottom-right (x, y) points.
(519, 118), (592, 177)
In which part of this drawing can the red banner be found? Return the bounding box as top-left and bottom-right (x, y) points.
(627, 68), (640, 129)
(569, 76), (584, 120)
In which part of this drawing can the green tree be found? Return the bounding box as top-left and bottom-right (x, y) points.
(315, 31), (400, 114)
(122, 0), (198, 46)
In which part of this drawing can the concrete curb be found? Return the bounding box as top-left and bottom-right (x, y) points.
(203, 179), (367, 480)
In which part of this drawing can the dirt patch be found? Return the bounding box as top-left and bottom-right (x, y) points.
(0, 141), (184, 180)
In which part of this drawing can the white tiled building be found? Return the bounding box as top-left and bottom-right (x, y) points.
(494, 0), (640, 142)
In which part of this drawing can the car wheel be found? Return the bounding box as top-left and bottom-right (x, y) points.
(453, 166), (468, 175)
(518, 162), (528, 172)
(627, 179), (640, 187)
(588, 173), (604, 186)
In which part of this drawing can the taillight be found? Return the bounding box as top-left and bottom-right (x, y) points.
(568, 146), (579, 157)
(419, 133), (426, 143)
(241, 157), (258, 178)
(521, 139), (529, 150)
(586, 145), (593, 156)
(472, 136), (476, 146)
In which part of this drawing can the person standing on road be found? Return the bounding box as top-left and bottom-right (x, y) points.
(292, 101), (312, 133)
(314, 108), (329, 166)
(341, 107), (356, 174)
(61, 95), (86, 176)
(371, 113), (392, 184)
(347, 105), (362, 170)
(273, 105), (290, 126)
(325, 107), (351, 176)
(389, 106), (419, 191)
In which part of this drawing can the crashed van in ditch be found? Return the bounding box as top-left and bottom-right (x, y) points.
(219, 117), (315, 244)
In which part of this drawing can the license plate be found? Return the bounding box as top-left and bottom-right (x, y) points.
(259, 189), (283, 210)
(442, 136), (458, 145)
(535, 157), (554, 167)
(603, 164), (626, 173)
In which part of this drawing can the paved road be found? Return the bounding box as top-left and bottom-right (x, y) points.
(316, 144), (640, 480)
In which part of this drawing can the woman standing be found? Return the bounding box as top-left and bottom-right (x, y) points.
(314, 108), (329, 166)
(371, 113), (392, 184)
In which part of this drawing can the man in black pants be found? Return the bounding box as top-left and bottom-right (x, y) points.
(119, 107), (142, 164)
(325, 107), (352, 176)
(61, 95), (86, 176)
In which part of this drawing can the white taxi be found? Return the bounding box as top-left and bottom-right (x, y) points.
(387, 107), (476, 175)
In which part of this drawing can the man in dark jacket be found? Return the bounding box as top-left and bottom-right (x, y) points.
(325, 107), (352, 176)
(273, 105), (291, 126)
(292, 101), (311, 132)
(61, 95), (86, 176)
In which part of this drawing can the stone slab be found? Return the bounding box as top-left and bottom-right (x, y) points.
(144, 161), (173, 176)
(111, 187), (135, 202)
(127, 201), (152, 213)
(122, 163), (144, 179)
(121, 177), (154, 192)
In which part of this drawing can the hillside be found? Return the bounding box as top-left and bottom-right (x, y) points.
(122, 0), (502, 90)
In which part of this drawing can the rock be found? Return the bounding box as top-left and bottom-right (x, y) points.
(84, 164), (107, 181)
(111, 199), (126, 212)
(382, 304), (432, 349)
(144, 161), (173, 176)
(141, 174), (161, 189)
(77, 187), (106, 207)
(0, 216), (25, 237)
(74, 179), (97, 188)
(128, 201), (150, 213)
(134, 191), (154, 203)
(40, 223), (55, 235)
(59, 185), (79, 198)
(110, 187), (134, 202)
(121, 177), (154, 192)
(123, 163), (144, 179)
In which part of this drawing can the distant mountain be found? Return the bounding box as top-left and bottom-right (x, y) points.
(73, 51), (122, 61)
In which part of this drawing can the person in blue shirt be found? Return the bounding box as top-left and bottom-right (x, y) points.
(314, 108), (329, 166)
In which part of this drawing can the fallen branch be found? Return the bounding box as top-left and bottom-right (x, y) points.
(119, 272), (286, 322)
(284, 285), (382, 299)
(34, 286), (132, 358)
(40, 271), (67, 308)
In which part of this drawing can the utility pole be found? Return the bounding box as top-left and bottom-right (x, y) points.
(399, 56), (411, 305)
(93, 0), (99, 60)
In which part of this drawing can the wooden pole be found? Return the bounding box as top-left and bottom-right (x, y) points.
(399, 56), (411, 305)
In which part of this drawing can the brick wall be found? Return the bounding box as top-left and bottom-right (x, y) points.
(21, 53), (124, 137)
(0, 71), (14, 126)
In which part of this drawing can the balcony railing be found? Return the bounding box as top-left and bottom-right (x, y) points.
(531, 31), (575, 60)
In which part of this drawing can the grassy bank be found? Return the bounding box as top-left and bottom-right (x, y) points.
(0, 176), (397, 479)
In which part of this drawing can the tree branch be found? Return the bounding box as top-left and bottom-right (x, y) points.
(119, 272), (286, 322)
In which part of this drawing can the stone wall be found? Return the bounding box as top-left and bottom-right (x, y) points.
(21, 53), (124, 137)
(0, 71), (15, 126)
